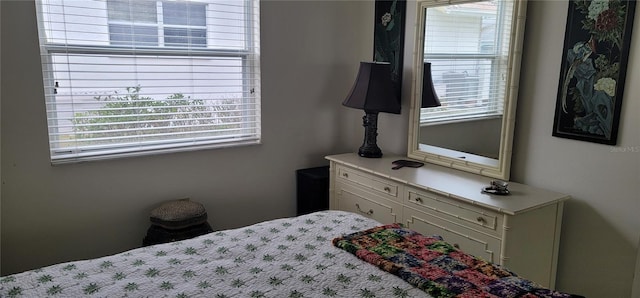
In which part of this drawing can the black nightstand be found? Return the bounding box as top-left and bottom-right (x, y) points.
(296, 166), (329, 215)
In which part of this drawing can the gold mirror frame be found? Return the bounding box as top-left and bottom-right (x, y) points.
(407, 0), (528, 180)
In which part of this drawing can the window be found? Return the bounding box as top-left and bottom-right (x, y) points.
(107, 0), (208, 47)
(162, 2), (207, 47)
(421, 0), (513, 124)
(107, 0), (158, 46)
(36, 0), (261, 163)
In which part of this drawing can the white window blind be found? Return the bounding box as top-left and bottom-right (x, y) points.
(421, 0), (513, 124)
(35, 0), (261, 164)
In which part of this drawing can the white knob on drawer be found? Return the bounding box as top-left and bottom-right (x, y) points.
(453, 243), (460, 249)
(476, 217), (486, 224)
(384, 187), (391, 192)
(342, 173), (349, 178)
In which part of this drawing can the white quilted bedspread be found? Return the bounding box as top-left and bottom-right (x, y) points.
(1, 210), (431, 297)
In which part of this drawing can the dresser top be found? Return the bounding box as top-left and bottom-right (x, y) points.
(326, 153), (570, 215)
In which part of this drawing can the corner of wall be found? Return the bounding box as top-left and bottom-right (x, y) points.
(633, 237), (640, 297)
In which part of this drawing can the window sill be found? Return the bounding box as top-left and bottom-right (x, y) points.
(420, 114), (502, 127)
(50, 139), (261, 165)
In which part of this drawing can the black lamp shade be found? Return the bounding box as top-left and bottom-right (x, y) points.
(422, 62), (441, 108)
(342, 62), (401, 114)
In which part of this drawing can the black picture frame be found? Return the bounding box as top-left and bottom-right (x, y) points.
(373, 0), (406, 102)
(552, 0), (636, 145)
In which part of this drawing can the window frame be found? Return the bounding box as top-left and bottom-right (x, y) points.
(36, 0), (261, 164)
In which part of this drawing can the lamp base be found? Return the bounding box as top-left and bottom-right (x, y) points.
(358, 112), (383, 158)
(358, 146), (382, 158)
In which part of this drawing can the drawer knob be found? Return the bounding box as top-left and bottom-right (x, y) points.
(355, 203), (374, 216)
(453, 243), (460, 249)
(415, 197), (423, 203)
(476, 217), (486, 224)
(384, 187), (391, 192)
(342, 173), (349, 178)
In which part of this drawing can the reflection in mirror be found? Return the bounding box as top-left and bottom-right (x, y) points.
(408, 0), (527, 180)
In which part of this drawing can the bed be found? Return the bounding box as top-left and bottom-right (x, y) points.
(0, 210), (578, 297)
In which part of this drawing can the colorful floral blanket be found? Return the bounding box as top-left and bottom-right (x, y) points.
(333, 224), (580, 298)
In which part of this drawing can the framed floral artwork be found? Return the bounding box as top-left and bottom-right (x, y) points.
(553, 0), (636, 145)
(373, 0), (406, 101)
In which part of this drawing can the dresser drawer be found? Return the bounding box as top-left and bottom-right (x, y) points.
(336, 165), (400, 201)
(336, 182), (402, 224)
(404, 206), (501, 264)
(406, 188), (503, 237)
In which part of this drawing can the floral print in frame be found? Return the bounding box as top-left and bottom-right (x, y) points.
(553, 0), (636, 145)
(374, 0), (406, 101)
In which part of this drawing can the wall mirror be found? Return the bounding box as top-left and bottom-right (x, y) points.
(407, 0), (527, 180)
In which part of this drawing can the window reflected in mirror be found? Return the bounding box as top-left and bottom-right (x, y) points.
(408, 0), (527, 180)
(421, 1), (514, 125)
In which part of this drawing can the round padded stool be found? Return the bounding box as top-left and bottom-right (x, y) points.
(143, 198), (213, 246)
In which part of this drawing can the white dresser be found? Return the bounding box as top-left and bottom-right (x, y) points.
(326, 153), (569, 289)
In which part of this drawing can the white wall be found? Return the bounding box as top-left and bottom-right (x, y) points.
(0, 0), (3, 259)
(634, 236), (640, 297)
(0, 0), (372, 275)
(510, 1), (640, 297)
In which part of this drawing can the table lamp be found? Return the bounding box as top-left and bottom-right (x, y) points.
(342, 62), (400, 158)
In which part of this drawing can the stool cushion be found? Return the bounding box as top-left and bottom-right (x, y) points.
(150, 198), (208, 230)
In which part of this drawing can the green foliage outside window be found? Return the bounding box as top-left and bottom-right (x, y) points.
(72, 86), (242, 143)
